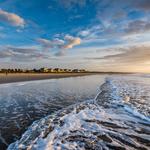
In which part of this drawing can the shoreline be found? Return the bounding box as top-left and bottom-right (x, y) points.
(0, 73), (97, 84)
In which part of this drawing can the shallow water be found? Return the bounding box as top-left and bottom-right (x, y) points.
(0, 75), (106, 149)
(8, 74), (150, 150)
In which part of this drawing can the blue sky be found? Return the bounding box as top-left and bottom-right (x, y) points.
(0, 0), (150, 72)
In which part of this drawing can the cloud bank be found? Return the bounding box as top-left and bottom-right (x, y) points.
(86, 44), (150, 65)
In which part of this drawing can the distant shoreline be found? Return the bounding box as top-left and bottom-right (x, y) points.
(0, 73), (98, 84)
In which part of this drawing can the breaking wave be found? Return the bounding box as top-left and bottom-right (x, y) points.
(8, 76), (150, 150)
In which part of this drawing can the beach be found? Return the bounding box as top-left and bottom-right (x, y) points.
(0, 73), (95, 84)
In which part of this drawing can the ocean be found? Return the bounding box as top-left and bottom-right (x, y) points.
(0, 74), (150, 149)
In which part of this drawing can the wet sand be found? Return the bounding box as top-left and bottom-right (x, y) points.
(0, 73), (95, 84)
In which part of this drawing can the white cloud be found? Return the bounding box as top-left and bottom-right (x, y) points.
(78, 30), (90, 37)
(61, 35), (81, 49)
(38, 35), (81, 56)
(0, 9), (25, 27)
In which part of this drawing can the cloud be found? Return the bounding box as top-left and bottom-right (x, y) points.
(83, 43), (150, 72)
(0, 9), (25, 27)
(136, 0), (150, 12)
(86, 44), (150, 65)
(55, 50), (67, 56)
(69, 14), (83, 20)
(0, 46), (51, 62)
(58, 0), (86, 9)
(55, 35), (81, 56)
(37, 38), (64, 52)
(78, 30), (90, 37)
(0, 49), (12, 58)
(75, 0), (149, 45)
(8, 47), (37, 54)
(61, 35), (81, 49)
(38, 35), (81, 56)
(112, 10), (126, 20)
(37, 38), (54, 49)
(125, 20), (150, 34)
(77, 17), (150, 47)
(78, 25), (104, 41)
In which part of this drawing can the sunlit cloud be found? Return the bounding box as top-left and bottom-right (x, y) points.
(85, 43), (150, 69)
(0, 9), (25, 27)
(37, 35), (81, 56)
(61, 35), (81, 49)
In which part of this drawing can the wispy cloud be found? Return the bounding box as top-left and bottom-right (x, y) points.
(58, 0), (86, 9)
(83, 43), (150, 72)
(55, 49), (67, 56)
(0, 9), (25, 27)
(37, 35), (81, 56)
(125, 20), (150, 34)
(37, 38), (64, 52)
(77, 17), (150, 47)
(0, 46), (51, 62)
(86, 44), (150, 65)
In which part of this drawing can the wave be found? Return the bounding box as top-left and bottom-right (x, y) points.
(8, 77), (150, 150)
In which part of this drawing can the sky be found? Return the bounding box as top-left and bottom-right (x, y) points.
(0, 0), (150, 72)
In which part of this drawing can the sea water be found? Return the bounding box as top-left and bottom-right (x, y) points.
(0, 75), (105, 149)
(0, 74), (150, 149)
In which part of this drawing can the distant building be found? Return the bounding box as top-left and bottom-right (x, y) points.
(40, 68), (49, 73)
(48, 68), (54, 72)
(64, 69), (71, 72)
(54, 68), (62, 72)
(60, 68), (64, 72)
(72, 69), (80, 73)
(79, 69), (86, 72)
(0, 68), (87, 73)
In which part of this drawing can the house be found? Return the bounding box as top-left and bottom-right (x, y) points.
(40, 68), (49, 73)
(48, 68), (54, 73)
(64, 69), (71, 72)
(68, 69), (72, 72)
(72, 69), (80, 72)
(54, 68), (61, 72)
(79, 69), (86, 72)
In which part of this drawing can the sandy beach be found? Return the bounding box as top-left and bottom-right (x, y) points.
(0, 73), (94, 84)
